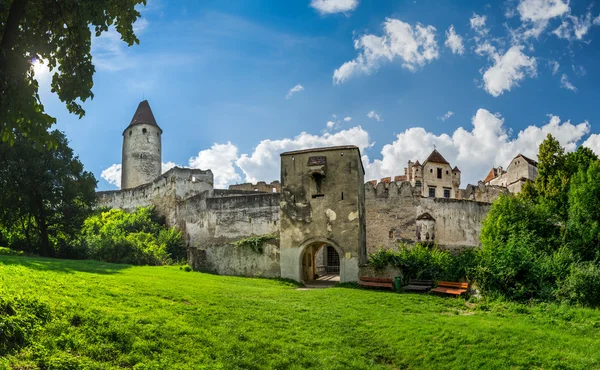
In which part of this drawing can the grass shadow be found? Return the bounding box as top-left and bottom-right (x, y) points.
(0, 255), (132, 275)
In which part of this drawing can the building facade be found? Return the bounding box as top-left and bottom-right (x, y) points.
(484, 154), (538, 193)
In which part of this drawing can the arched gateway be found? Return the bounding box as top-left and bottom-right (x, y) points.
(279, 146), (367, 283)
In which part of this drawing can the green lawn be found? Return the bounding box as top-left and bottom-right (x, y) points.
(2, 256), (600, 369)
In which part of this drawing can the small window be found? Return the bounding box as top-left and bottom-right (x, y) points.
(415, 180), (422, 187)
(272, 188), (277, 193)
(430, 169), (433, 173)
(446, 170), (449, 175)
(341, 192), (344, 200)
(429, 187), (436, 197)
(142, 128), (147, 134)
(416, 169), (418, 172)
(444, 188), (451, 198)
(157, 132), (159, 136)
(389, 230), (394, 239)
(437, 168), (442, 179)
(129, 130), (132, 136)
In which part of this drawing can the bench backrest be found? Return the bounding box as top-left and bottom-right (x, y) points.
(437, 281), (469, 289)
(360, 276), (393, 283)
(408, 279), (434, 286)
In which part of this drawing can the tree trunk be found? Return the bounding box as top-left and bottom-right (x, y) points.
(0, 0), (29, 52)
(37, 215), (53, 257)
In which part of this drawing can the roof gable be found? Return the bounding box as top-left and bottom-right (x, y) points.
(423, 149), (450, 165)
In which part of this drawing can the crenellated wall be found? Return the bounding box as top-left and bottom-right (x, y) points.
(364, 181), (493, 252)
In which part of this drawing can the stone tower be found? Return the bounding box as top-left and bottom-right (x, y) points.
(121, 100), (163, 189)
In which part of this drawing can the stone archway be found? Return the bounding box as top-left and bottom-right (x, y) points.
(299, 238), (343, 283)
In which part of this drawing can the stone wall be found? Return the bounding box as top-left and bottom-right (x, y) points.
(178, 193), (280, 248)
(97, 167), (214, 223)
(456, 183), (509, 203)
(229, 181), (281, 193)
(365, 181), (492, 253)
(188, 241), (280, 278)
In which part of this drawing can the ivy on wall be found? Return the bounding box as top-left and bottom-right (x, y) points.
(233, 233), (279, 254)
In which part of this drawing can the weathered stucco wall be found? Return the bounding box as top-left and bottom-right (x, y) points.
(229, 181), (281, 193)
(279, 146), (366, 283)
(365, 181), (492, 253)
(456, 183), (509, 203)
(179, 193), (280, 248)
(188, 241), (280, 278)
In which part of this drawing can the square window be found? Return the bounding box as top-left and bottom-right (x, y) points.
(429, 187), (436, 197)
(444, 188), (451, 198)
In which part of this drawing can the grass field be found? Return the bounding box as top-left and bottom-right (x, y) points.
(2, 256), (600, 369)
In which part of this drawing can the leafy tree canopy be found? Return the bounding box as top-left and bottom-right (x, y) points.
(0, 0), (146, 145)
(0, 129), (97, 256)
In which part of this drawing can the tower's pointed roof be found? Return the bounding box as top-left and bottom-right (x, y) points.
(123, 100), (162, 134)
(423, 149), (449, 165)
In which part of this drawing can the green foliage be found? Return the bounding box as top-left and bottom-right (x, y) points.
(477, 135), (600, 305)
(232, 233), (278, 253)
(0, 247), (23, 256)
(0, 130), (97, 257)
(81, 207), (185, 265)
(1, 0), (146, 144)
(4, 255), (600, 369)
(566, 160), (600, 260)
(368, 244), (477, 282)
(0, 295), (51, 356)
(556, 262), (600, 307)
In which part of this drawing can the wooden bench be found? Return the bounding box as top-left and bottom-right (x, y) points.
(358, 276), (394, 291)
(430, 281), (469, 296)
(402, 279), (434, 292)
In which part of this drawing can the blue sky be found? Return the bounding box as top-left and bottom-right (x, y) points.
(35, 0), (600, 190)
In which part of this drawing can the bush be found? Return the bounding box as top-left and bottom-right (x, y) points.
(368, 244), (475, 283)
(80, 207), (184, 266)
(0, 247), (24, 256)
(556, 262), (600, 307)
(0, 296), (51, 356)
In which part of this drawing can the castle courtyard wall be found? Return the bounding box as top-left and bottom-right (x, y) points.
(365, 181), (493, 253)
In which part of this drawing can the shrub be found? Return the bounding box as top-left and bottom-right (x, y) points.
(368, 244), (474, 283)
(556, 262), (600, 307)
(0, 247), (24, 256)
(81, 207), (184, 265)
(0, 296), (51, 356)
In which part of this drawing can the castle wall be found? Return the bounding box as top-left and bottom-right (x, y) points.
(97, 167), (214, 224)
(182, 193), (280, 277)
(188, 241), (280, 278)
(364, 181), (492, 253)
(229, 181), (281, 193)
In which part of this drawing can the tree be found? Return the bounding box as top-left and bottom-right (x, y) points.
(566, 160), (600, 261)
(1, 0), (146, 144)
(0, 130), (97, 256)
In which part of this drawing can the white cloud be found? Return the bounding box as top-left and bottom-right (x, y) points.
(326, 120), (337, 129)
(439, 111), (454, 121)
(344, 116), (352, 122)
(549, 60), (560, 75)
(583, 134), (600, 156)
(285, 84), (304, 99)
(481, 45), (537, 97)
(333, 18), (439, 84)
(101, 164), (122, 189)
(560, 74), (577, 92)
(310, 0), (358, 15)
(553, 12), (599, 41)
(516, 0), (569, 39)
(444, 25), (465, 55)
(595, 15), (600, 25)
(470, 14), (489, 37)
(363, 109), (590, 184)
(92, 18), (149, 71)
(367, 111), (383, 121)
(236, 126), (372, 183)
(189, 142), (241, 188)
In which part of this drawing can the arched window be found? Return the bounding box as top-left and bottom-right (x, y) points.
(142, 128), (147, 134)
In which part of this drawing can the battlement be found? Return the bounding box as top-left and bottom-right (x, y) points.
(229, 181), (281, 193)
